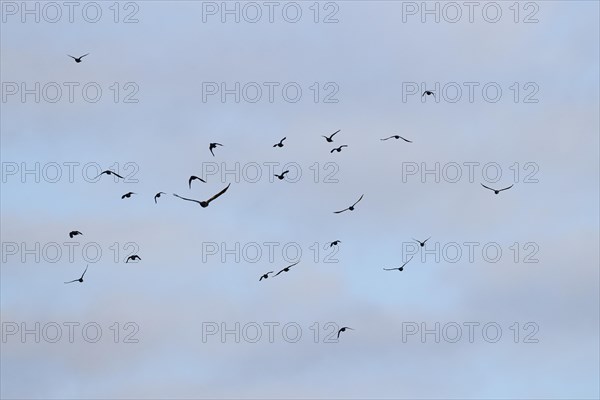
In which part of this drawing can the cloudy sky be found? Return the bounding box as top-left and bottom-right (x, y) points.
(1, 1), (599, 399)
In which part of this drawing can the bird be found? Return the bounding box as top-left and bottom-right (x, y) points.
(173, 183), (231, 208)
(337, 326), (354, 339)
(64, 265), (88, 284)
(125, 255), (141, 263)
(209, 142), (223, 157)
(383, 257), (413, 272)
(381, 135), (412, 143)
(68, 230), (82, 239)
(94, 170), (124, 180)
(422, 90), (435, 98)
(274, 170), (289, 180)
(334, 194), (364, 214)
(259, 271), (274, 281)
(189, 175), (206, 188)
(273, 261), (300, 277)
(413, 237), (431, 247)
(329, 240), (341, 247)
(68, 53), (89, 63)
(481, 183), (513, 195)
(273, 137), (286, 148)
(330, 145), (348, 153)
(322, 129), (340, 143)
(121, 192), (135, 199)
(154, 192), (166, 203)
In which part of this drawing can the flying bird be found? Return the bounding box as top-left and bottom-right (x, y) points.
(322, 129), (340, 143)
(121, 192), (135, 199)
(381, 135), (412, 143)
(273, 137), (286, 148)
(94, 170), (124, 180)
(209, 142), (223, 157)
(125, 255), (141, 263)
(329, 240), (341, 247)
(413, 237), (431, 247)
(64, 265), (88, 284)
(337, 326), (354, 339)
(273, 261), (300, 277)
(173, 183), (231, 208)
(330, 145), (348, 153)
(334, 194), (364, 214)
(189, 175), (206, 188)
(259, 271), (274, 281)
(422, 90), (435, 98)
(383, 257), (413, 272)
(274, 170), (289, 180)
(154, 192), (166, 203)
(68, 53), (89, 63)
(481, 183), (513, 195)
(69, 230), (82, 239)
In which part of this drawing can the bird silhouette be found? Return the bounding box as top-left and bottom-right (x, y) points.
(173, 183), (231, 208)
(273, 261), (300, 277)
(259, 271), (274, 281)
(330, 145), (348, 153)
(481, 183), (513, 195)
(209, 142), (223, 157)
(322, 129), (340, 143)
(381, 135), (412, 143)
(329, 240), (341, 247)
(334, 194), (364, 213)
(94, 170), (124, 180)
(69, 230), (82, 239)
(337, 326), (354, 339)
(413, 237), (431, 247)
(64, 265), (88, 284)
(68, 53), (89, 63)
(273, 137), (286, 148)
(121, 192), (135, 199)
(154, 192), (166, 203)
(125, 254), (141, 263)
(422, 90), (435, 98)
(274, 170), (289, 180)
(189, 175), (206, 188)
(383, 257), (413, 272)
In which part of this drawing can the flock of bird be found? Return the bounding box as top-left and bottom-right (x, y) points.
(63, 53), (515, 340)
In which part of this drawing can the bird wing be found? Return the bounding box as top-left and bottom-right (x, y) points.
(381, 136), (392, 141)
(500, 184), (514, 191)
(331, 130), (340, 138)
(121, 194), (126, 199)
(286, 261), (300, 270)
(80, 265), (88, 278)
(330, 148), (336, 153)
(67, 55), (76, 59)
(210, 148), (215, 156)
(399, 136), (412, 143)
(205, 183), (231, 204)
(341, 145), (348, 148)
(481, 183), (495, 191)
(80, 53), (89, 58)
(352, 194), (364, 207)
(401, 257), (413, 268)
(112, 172), (124, 179)
(273, 269), (286, 277)
(64, 279), (78, 284)
(337, 329), (342, 338)
(333, 208), (349, 214)
(423, 237), (431, 243)
(173, 194), (202, 205)
(69, 232), (74, 238)
(383, 268), (398, 271)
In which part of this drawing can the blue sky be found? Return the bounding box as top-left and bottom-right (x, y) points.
(1, 1), (599, 399)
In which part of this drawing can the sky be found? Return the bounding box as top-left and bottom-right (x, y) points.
(1, 1), (599, 399)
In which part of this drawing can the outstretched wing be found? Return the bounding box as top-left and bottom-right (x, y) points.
(481, 183), (495, 191)
(399, 136), (412, 143)
(352, 194), (364, 207)
(499, 184), (514, 192)
(206, 183), (231, 204)
(334, 208), (349, 214)
(173, 193), (202, 205)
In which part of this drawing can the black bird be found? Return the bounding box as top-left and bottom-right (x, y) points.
(413, 237), (431, 247)
(383, 257), (413, 272)
(126, 254), (141, 263)
(381, 135), (412, 143)
(121, 192), (135, 199)
(94, 170), (124, 180)
(274, 170), (289, 180)
(64, 265), (88, 284)
(154, 192), (166, 203)
(322, 129), (340, 143)
(337, 326), (354, 339)
(173, 183), (231, 208)
(273, 261), (300, 277)
(481, 183), (513, 195)
(69, 230), (82, 239)
(209, 142), (223, 157)
(259, 271), (274, 281)
(422, 90), (435, 98)
(330, 145), (348, 153)
(68, 53), (89, 63)
(273, 137), (286, 148)
(329, 240), (341, 247)
(189, 175), (206, 188)
(334, 194), (364, 214)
